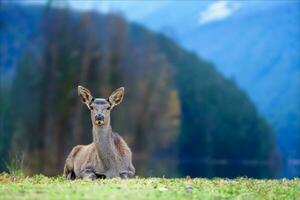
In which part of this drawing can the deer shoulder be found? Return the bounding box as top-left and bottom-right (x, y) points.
(113, 132), (131, 157)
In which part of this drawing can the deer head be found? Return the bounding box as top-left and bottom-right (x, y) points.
(78, 85), (124, 126)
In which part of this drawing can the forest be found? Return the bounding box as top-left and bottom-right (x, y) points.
(0, 4), (278, 178)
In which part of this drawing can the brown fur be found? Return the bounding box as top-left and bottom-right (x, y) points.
(114, 134), (129, 157)
(63, 86), (135, 180)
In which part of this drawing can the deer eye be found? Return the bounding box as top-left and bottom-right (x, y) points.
(90, 106), (93, 110)
(106, 106), (111, 111)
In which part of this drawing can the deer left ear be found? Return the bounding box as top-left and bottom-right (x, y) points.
(108, 87), (124, 108)
(78, 85), (94, 108)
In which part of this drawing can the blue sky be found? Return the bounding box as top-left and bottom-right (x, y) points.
(20, 0), (250, 25)
(19, 0), (291, 29)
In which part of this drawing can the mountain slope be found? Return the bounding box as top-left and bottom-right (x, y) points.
(136, 1), (300, 161)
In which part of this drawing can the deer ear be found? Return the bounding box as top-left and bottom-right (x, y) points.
(78, 85), (93, 107)
(108, 87), (124, 108)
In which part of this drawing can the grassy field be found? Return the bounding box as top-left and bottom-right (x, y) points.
(0, 173), (299, 200)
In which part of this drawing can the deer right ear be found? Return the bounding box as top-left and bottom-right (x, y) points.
(78, 85), (94, 108)
(108, 87), (125, 109)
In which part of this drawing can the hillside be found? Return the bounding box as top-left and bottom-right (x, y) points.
(1, 4), (276, 178)
(137, 1), (300, 161)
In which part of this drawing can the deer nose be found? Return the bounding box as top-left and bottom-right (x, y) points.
(95, 114), (104, 121)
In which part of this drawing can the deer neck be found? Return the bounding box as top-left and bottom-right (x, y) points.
(92, 123), (117, 168)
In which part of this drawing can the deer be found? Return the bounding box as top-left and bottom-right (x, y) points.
(63, 85), (135, 180)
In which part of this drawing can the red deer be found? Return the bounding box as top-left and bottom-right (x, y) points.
(63, 86), (135, 179)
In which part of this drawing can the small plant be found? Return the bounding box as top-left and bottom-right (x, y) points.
(5, 153), (25, 177)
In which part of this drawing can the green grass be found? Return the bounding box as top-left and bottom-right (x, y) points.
(0, 173), (299, 200)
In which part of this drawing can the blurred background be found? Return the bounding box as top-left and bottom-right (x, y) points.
(0, 0), (299, 178)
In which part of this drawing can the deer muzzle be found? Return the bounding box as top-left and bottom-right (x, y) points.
(95, 114), (105, 126)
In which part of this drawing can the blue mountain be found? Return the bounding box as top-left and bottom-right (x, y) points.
(132, 1), (300, 162)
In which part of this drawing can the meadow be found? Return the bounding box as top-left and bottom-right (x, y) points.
(0, 173), (299, 200)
